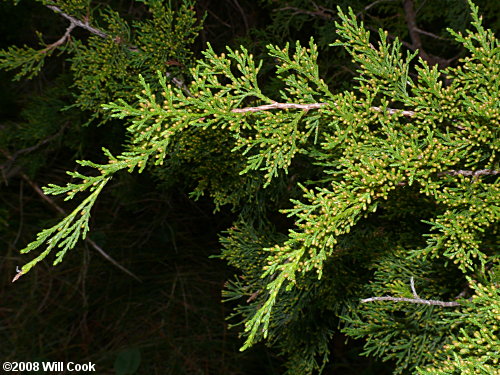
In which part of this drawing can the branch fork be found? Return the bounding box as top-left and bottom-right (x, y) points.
(361, 277), (461, 307)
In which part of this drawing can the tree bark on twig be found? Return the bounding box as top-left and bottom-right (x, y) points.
(361, 277), (462, 307)
(401, 0), (456, 68)
(231, 101), (417, 117)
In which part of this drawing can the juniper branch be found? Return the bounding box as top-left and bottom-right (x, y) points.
(1, 148), (141, 283)
(395, 169), (499, 187)
(12, 172), (142, 283)
(45, 4), (191, 93)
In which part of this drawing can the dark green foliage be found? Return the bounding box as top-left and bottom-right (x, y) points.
(1, 1), (499, 374)
(1, 0), (202, 123)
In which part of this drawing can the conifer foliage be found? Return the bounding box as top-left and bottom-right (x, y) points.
(2, 0), (499, 373)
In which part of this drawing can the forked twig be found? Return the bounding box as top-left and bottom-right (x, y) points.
(361, 277), (461, 307)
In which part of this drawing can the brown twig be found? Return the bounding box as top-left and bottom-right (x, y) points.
(362, 0), (397, 13)
(371, 106), (416, 117)
(361, 277), (461, 307)
(401, 0), (455, 68)
(402, 0), (428, 59)
(276, 4), (334, 20)
(246, 290), (260, 303)
(231, 0), (249, 34)
(41, 22), (76, 53)
(0, 123), (67, 181)
(415, 27), (448, 41)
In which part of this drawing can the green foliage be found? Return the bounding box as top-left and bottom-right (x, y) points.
(0, 41), (49, 80)
(417, 279), (500, 375)
(114, 347), (141, 375)
(2, 0), (499, 374)
(340, 251), (464, 373)
(19, 173), (109, 275)
(0, 0), (202, 122)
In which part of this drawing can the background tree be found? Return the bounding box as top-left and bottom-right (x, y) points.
(0, 0), (498, 374)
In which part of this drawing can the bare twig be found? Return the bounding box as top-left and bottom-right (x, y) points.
(231, 101), (326, 113)
(276, 7), (329, 19)
(402, 0), (428, 59)
(41, 22), (76, 53)
(410, 276), (419, 298)
(361, 295), (461, 307)
(85, 238), (141, 282)
(246, 290), (260, 303)
(361, 278), (461, 307)
(371, 106), (416, 117)
(231, 101), (416, 117)
(415, 27), (448, 41)
(12, 181), (24, 247)
(46, 5), (108, 39)
(362, 0), (397, 13)
(276, 2), (335, 20)
(232, 0), (249, 34)
(438, 169), (500, 178)
(0, 123), (67, 179)
(401, 0), (454, 68)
